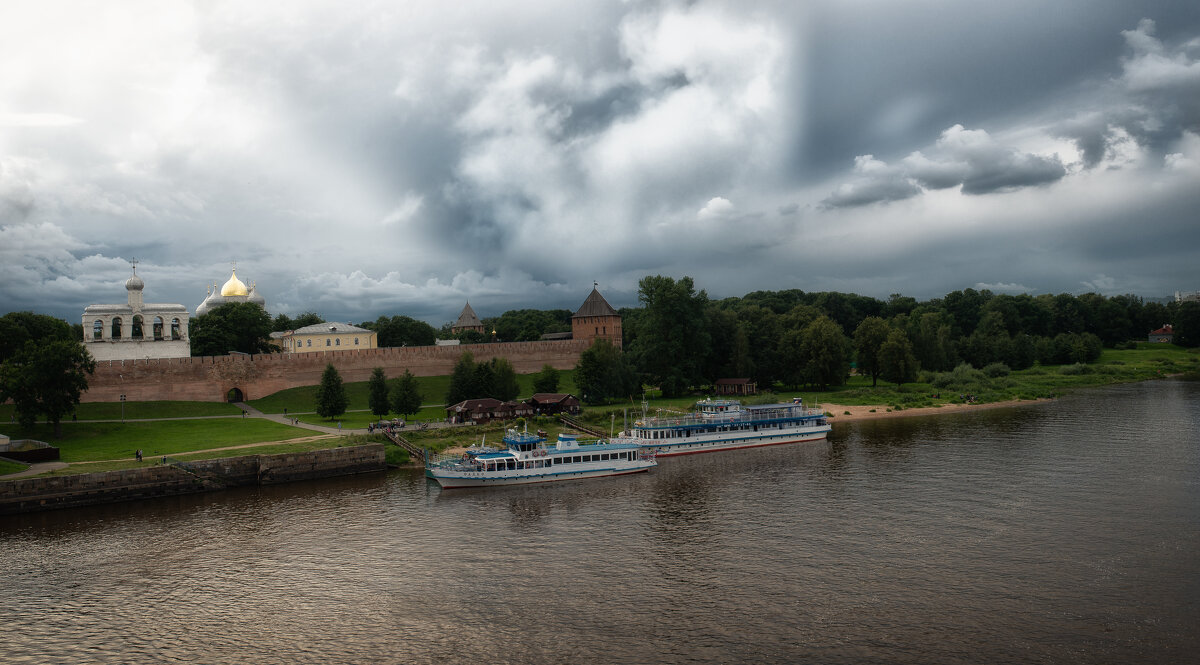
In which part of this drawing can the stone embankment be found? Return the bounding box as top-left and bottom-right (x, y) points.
(0, 444), (385, 515)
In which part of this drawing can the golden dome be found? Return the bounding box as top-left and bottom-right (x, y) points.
(220, 269), (249, 297)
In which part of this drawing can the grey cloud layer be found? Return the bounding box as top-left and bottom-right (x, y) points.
(1, 1), (1198, 324)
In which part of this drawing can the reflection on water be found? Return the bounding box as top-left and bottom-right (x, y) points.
(2, 381), (1198, 664)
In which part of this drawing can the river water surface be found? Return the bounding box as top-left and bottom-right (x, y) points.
(3, 380), (1198, 664)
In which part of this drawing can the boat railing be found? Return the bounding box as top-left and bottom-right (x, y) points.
(636, 405), (825, 429)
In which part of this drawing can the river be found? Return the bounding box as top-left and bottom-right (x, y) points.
(2, 380), (1197, 664)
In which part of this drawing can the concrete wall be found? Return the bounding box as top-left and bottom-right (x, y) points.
(83, 339), (591, 403)
(0, 445), (386, 515)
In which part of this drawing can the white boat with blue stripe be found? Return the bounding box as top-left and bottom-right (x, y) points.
(622, 397), (831, 457)
(425, 430), (656, 489)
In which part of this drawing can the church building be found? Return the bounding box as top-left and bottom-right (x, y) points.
(196, 266), (266, 316)
(83, 265), (190, 361)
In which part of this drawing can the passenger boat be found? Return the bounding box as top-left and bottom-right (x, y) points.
(425, 430), (656, 489)
(620, 397), (830, 457)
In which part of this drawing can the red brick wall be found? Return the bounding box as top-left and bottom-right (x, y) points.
(83, 339), (591, 403)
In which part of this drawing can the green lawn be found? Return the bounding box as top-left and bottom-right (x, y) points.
(0, 400), (241, 423)
(0, 458), (29, 475)
(246, 370), (579, 416)
(0, 419), (314, 463)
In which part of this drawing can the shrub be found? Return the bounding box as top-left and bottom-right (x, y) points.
(1060, 363), (1093, 375)
(982, 362), (1010, 378)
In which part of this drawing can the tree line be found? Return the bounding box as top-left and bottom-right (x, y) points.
(579, 277), (1200, 402)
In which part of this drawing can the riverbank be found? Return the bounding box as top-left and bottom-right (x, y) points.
(820, 397), (1051, 423)
(0, 444), (386, 515)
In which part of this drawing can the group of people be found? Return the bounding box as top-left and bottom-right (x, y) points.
(368, 420), (405, 435)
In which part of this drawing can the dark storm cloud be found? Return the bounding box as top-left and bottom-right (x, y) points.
(1054, 19), (1200, 167)
(821, 125), (1067, 208)
(3, 1), (1200, 324)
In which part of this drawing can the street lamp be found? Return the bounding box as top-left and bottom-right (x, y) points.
(120, 394), (126, 423)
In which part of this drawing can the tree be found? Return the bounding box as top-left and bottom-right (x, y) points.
(1175, 301), (1200, 348)
(0, 339), (96, 438)
(491, 357), (520, 402)
(0, 311), (74, 363)
(473, 361), (496, 399)
(879, 329), (919, 386)
(575, 339), (637, 405)
(445, 352), (478, 406)
(189, 301), (274, 356)
(628, 275), (710, 397)
(390, 370), (423, 417)
(315, 363), (348, 420)
(853, 316), (891, 387)
(793, 316), (851, 390)
(293, 312), (324, 328)
(360, 315), (437, 347)
(532, 364), (560, 393)
(367, 367), (390, 418)
(484, 308), (573, 343)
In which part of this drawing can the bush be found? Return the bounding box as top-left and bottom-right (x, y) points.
(982, 362), (1010, 378)
(1060, 363), (1094, 375)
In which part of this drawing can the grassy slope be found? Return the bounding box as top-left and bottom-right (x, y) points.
(246, 370), (579, 416)
(0, 419), (312, 462)
(0, 458), (29, 475)
(0, 400), (241, 422)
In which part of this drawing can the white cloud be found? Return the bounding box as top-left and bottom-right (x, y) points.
(697, 197), (734, 219)
(380, 194), (424, 227)
(974, 282), (1034, 294)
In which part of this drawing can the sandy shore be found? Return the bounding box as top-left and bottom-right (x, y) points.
(817, 398), (1050, 423)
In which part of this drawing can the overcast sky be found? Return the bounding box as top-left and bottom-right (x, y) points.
(3, 0), (1199, 326)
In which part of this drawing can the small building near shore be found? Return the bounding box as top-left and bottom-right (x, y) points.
(1148, 324), (1174, 343)
(446, 398), (503, 424)
(715, 378), (757, 396)
(527, 393), (581, 415)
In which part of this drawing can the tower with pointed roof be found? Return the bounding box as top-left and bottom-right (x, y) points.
(451, 301), (486, 335)
(571, 283), (622, 348)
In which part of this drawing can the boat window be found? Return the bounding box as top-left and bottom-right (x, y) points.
(546, 458), (553, 466)
(601, 454), (609, 461)
(573, 456), (581, 463)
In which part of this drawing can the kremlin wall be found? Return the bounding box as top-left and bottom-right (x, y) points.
(78, 267), (624, 403)
(82, 339), (592, 403)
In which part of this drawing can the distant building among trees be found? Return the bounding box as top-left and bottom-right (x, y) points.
(451, 302), (486, 335)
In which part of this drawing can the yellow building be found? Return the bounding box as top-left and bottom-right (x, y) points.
(271, 322), (377, 353)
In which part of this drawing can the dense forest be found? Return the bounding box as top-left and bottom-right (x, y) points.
(190, 276), (1199, 402)
(609, 278), (1199, 397)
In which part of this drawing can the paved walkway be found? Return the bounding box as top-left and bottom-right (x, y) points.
(1, 461), (69, 479)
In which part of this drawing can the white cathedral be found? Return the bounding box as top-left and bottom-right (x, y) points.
(195, 266), (266, 316)
(83, 265), (191, 361)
